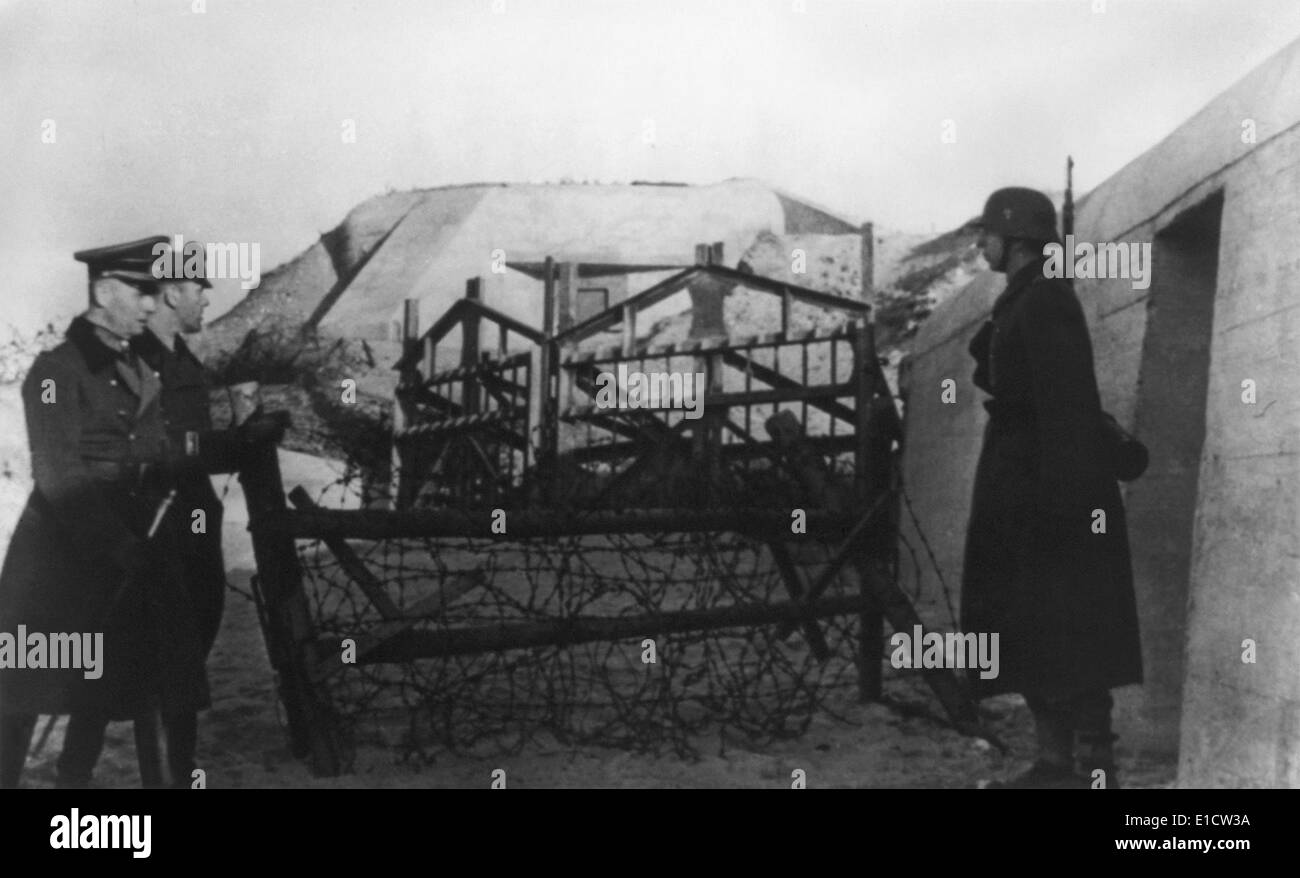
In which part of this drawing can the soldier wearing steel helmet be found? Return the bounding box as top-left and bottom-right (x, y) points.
(963, 187), (1142, 789)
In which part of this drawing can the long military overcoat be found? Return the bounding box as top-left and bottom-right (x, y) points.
(0, 316), (209, 719)
(961, 259), (1143, 699)
(132, 329), (236, 661)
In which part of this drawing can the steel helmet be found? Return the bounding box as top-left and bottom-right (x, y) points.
(976, 187), (1060, 243)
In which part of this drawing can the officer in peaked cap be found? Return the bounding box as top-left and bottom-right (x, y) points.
(962, 187), (1142, 789)
(130, 237), (277, 788)
(75, 235), (214, 292)
(74, 236), (171, 289)
(0, 237), (206, 788)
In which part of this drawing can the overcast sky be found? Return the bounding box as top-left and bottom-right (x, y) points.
(3, 0), (1299, 333)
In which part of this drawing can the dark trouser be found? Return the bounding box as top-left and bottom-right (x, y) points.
(1024, 687), (1116, 773)
(135, 710), (198, 788)
(164, 711), (198, 784)
(57, 712), (110, 788)
(0, 713), (37, 789)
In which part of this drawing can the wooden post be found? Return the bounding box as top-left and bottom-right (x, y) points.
(241, 437), (342, 775)
(556, 346), (573, 425)
(390, 397), (407, 511)
(528, 344), (544, 475)
(690, 243), (726, 339)
(402, 299), (420, 354)
(704, 349), (723, 486)
(692, 346), (708, 461)
(851, 319), (883, 702)
(853, 320), (874, 501)
(423, 336), (435, 383)
(394, 298), (421, 511)
(533, 257), (557, 481)
(543, 342), (560, 477)
(557, 262), (575, 332)
(542, 256), (556, 337)
(463, 277), (482, 415)
(860, 221), (874, 301)
(621, 302), (637, 357)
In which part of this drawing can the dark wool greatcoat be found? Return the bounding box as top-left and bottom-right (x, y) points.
(960, 259), (1143, 699)
(0, 316), (209, 719)
(131, 328), (238, 661)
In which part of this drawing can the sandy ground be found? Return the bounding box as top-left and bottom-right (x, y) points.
(6, 449), (1180, 790)
(15, 561), (1178, 790)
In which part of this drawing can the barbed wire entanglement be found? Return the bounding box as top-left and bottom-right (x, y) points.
(288, 463), (865, 765)
(205, 321), (967, 767)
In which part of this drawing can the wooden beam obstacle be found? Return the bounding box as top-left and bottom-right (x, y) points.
(228, 245), (993, 776)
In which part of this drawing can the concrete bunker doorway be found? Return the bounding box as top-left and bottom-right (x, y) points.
(1118, 189), (1224, 760)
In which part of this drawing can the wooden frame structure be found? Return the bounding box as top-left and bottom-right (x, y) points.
(236, 244), (990, 777)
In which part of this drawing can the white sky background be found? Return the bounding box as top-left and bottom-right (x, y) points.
(2, 0), (1298, 333)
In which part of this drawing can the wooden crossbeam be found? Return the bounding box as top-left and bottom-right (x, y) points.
(269, 506), (851, 540)
(397, 384), (463, 417)
(776, 493), (888, 637)
(315, 593), (875, 663)
(310, 569), (486, 681)
(559, 327), (855, 367)
(290, 487), (403, 619)
(289, 487), (489, 681)
(461, 434), (500, 481)
(565, 432), (859, 464)
(396, 409), (511, 438)
(397, 297), (544, 370)
(721, 349), (856, 423)
(425, 353), (531, 386)
(560, 383), (853, 420)
(478, 371), (529, 400)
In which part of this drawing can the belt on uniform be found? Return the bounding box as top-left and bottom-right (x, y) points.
(84, 459), (164, 485)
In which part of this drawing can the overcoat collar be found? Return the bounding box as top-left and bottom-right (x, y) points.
(991, 256), (1048, 319)
(131, 326), (168, 368)
(66, 315), (162, 414)
(132, 327), (201, 372)
(66, 314), (122, 373)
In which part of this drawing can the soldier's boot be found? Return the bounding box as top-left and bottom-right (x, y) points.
(56, 713), (109, 789)
(1076, 732), (1121, 789)
(164, 711), (198, 789)
(0, 713), (37, 789)
(985, 710), (1087, 789)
